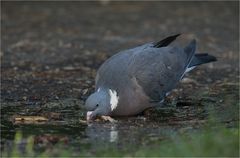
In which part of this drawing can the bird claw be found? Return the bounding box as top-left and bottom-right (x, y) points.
(86, 113), (117, 123)
(99, 116), (117, 123)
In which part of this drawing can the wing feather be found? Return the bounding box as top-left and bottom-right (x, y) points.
(129, 44), (194, 102)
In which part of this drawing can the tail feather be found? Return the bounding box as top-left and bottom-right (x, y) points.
(189, 53), (217, 67)
(184, 39), (197, 68)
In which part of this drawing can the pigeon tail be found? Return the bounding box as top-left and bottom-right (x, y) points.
(189, 53), (217, 67)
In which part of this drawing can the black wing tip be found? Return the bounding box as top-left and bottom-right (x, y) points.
(172, 33), (181, 38)
(153, 33), (181, 48)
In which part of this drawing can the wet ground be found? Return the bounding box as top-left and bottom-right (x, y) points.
(1, 1), (239, 157)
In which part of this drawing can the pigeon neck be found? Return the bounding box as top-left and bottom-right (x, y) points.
(96, 87), (119, 111)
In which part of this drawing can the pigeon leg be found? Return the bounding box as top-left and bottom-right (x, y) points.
(100, 116), (117, 123)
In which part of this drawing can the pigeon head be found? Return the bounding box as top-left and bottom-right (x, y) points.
(85, 88), (119, 120)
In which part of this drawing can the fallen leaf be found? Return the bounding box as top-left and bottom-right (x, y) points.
(12, 115), (48, 124)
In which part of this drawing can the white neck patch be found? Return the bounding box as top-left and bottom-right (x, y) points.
(109, 89), (119, 111)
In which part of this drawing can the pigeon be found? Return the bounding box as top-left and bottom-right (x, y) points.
(85, 34), (216, 120)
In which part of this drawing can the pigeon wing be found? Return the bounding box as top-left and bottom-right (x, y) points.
(95, 43), (154, 90)
(129, 40), (196, 102)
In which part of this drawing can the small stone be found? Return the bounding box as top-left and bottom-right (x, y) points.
(22, 96), (27, 101)
(45, 66), (50, 70)
(82, 89), (88, 95)
(207, 78), (212, 82)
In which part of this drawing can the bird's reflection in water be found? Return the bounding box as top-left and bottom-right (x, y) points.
(85, 123), (119, 144)
(110, 126), (118, 142)
(84, 120), (180, 150)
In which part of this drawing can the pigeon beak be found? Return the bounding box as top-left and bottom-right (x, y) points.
(86, 111), (96, 121)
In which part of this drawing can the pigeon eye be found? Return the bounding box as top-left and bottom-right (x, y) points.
(96, 104), (99, 107)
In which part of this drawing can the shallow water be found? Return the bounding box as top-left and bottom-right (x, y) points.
(1, 1), (239, 157)
(1, 82), (239, 156)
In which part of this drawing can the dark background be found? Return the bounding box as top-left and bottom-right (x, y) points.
(1, 1), (239, 102)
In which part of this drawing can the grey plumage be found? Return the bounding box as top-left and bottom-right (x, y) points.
(96, 36), (200, 103)
(86, 34), (217, 118)
(129, 40), (196, 102)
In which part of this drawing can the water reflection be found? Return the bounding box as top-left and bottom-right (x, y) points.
(1, 119), (180, 156)
(85, 123), (119, 144)
(1, 123), (86, 156)
(84, 121), (178, 148)
(110, 126), (118, 143)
